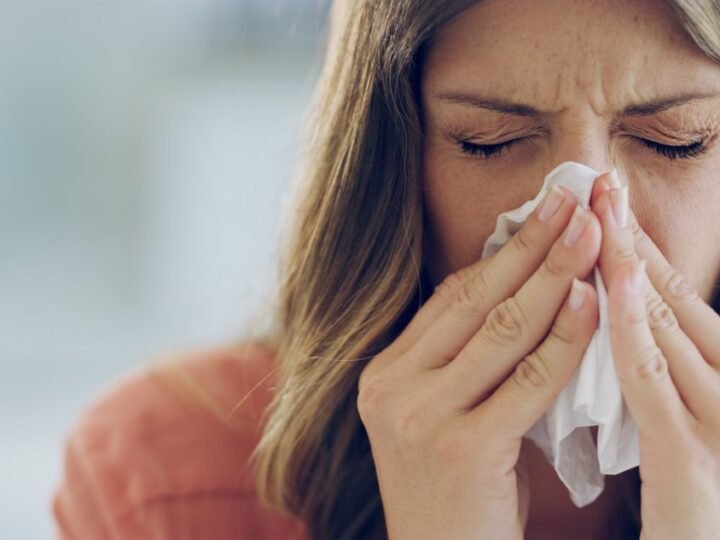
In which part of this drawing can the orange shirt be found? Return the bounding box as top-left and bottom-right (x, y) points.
(52, 343), (309, 539)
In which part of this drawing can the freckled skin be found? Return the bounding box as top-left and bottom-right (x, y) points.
(419, 0), (720, 533)
(420, 0), (720, 304)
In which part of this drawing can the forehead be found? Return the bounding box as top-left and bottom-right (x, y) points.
(422, 0), (720, 113)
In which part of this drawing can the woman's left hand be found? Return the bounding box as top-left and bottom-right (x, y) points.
(591, 172), (720, 539)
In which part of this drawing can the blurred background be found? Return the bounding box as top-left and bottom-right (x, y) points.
(0, 0), (330, 536)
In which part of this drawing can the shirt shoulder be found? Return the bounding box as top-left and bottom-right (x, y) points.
(52, 342), (308, 540)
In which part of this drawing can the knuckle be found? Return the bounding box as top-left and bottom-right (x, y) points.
(613, 243), (636, 262)
(513, 350), (554, 390)
(630, 345), (669, 382)
(645, 294), (679, 332)
(659, 266), (699, 303)
(548, 317), (575, 346)
(482, 297), (528, 346)
(539, 253), (566, 280)
(434, 270), (466, 301)
(450, 268), (493, 318)
(512, 225), (536, 254)
(631, 218), (647, 244)
(357, 352), (391, 396)
(625, 301), (648, 326)
(393, 399), (428, 443)
(356, 376), (388, 425)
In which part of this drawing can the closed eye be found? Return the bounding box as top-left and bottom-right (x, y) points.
(458, 139), (521, 159)
(638, 139), (708, 160)
(458, 137), (709, 160)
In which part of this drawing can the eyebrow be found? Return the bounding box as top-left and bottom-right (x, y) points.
(434, 90), (720, 117)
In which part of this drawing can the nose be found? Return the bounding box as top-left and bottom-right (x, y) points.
(547, 125), (615, 177)
(547, 127), (638, 213)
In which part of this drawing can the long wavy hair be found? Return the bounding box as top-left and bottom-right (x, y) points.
(249, 1), (720, 539)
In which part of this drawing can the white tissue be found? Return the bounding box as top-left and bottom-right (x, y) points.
(480, 161), (639, 507)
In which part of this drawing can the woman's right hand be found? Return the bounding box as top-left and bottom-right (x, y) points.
(357, 184), (603, 540)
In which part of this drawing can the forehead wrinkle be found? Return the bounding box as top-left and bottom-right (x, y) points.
(423, 0), (720, 124)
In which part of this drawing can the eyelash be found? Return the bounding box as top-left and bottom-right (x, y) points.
(458, 138), (709, 161)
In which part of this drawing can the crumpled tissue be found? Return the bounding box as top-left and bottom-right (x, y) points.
(480, 160), (639, 507)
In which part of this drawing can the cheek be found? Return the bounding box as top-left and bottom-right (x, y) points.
(421, 142), (539, 281)
(631, 179), (720, 297)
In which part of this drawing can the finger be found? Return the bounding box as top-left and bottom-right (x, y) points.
(608, 259), (694, 436)
(592, 171), (633, 288)
(468, 279), (598, 439)
(442, 205), (601, 408)
(380, 186), (578, 363)
(594, 179), (717, 421)
(364, 186), (577, 384)
(592, 169), (720, 366)
(589, 169), (615, 207)
(405, 185), (580, 370)
(628, 209), (720, 366)
(640, 284), (720, 424)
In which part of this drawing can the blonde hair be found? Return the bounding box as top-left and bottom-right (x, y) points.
(245, 1), (720, 539)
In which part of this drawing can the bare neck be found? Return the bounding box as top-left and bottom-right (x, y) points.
(522, 427), (639, 539)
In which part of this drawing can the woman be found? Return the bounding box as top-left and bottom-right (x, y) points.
(53, 0), (720, 538)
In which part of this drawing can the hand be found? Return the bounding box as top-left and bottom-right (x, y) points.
(591, 172), (720, 539)
(357, 185), (601, 540)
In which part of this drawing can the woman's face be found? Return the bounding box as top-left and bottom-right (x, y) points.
(420, 0), (720, 303)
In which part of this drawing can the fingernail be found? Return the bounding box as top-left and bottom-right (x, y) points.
(626, 259), (646, 294)
(563, 205), (591, 246)
(609, 186), (629, 228)
(538, 184), (565, 222)
(607, 168), (622, 189)
(568, 278), (587, 311)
